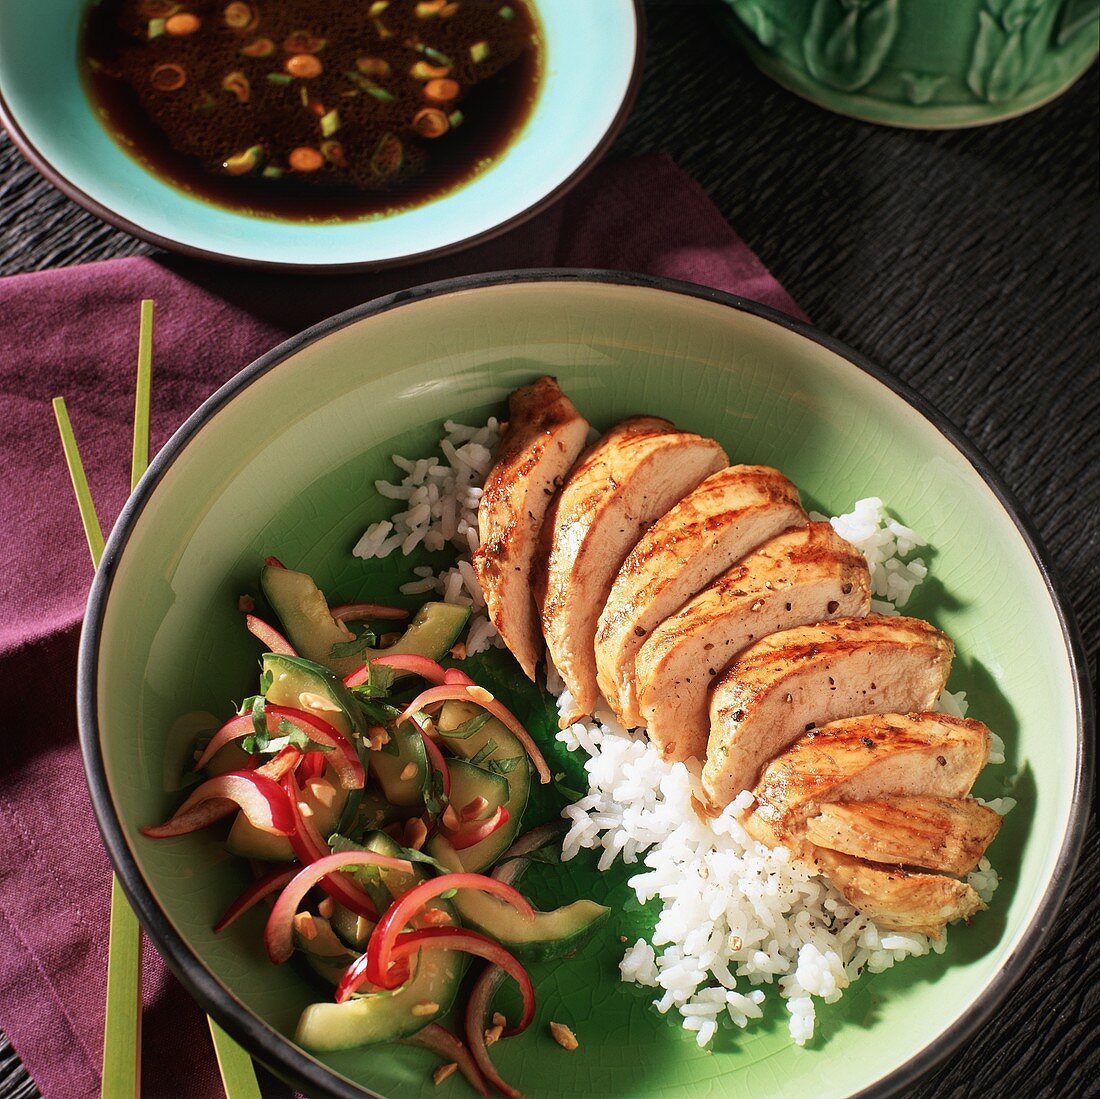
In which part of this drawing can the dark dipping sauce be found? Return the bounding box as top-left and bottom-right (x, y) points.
(82, 0), (541, 222)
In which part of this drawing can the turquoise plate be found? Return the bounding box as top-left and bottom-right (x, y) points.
(0, 3), (643, 270)
(78, 272), (1092, 1097)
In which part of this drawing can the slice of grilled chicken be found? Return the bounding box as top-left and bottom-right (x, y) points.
(805, 796), (1003, 876)
(812, 847), (986, 939)
(636, 522), (870, 762)
(746, 711), (991, 859)
(702, 616), (955, 807)
(472, 376), (590, 680)
(594, 465), (805, 728)
(535, 417), (727, 725)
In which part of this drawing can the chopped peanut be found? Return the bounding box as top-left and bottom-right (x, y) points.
(293, 912), (317, 941)
(483, 1024), (503, 1046)
(466, 685), (495, 705)
(411, 1001), (439, 1017)
(399, 762), (418, 781)
(550, 1022), (578, 1051)
(450, 641), (467, 660)
(307, 778), (336, 808)
(318, 897), (335, 919)
(298, 691), (340, 713)
(441, 804), (461, 831)
(433, 1062), (458, 1085)
(422, 907), (452, 926)
(492, 1012), (507, 1028)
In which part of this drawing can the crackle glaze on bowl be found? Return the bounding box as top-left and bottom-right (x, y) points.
(79, 272), (1092, 1098)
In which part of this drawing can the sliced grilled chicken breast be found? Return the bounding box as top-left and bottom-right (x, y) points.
(473, 377), (590, 680)
(594, 465), (805, 727)
(812, 847), (985, 939)
(636, 523), (870, 761)
(747, 712), (991, 857)
(703, 616), (955, 806)
(535, 417), (727, 725)
(806, 796), (1002, 876)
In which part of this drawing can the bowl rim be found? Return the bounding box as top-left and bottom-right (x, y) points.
(0, 3), (645, 274)
(77, 269), (1095, 1099)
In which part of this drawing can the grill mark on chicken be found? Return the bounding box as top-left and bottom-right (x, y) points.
(635, 522), (870, 761)
(703, 616), (954, 804)
(534, 417), (727, 724)
(806, 795), (1003, 875)
(473, 376), (590, 680)
(594, 465), (806, 727)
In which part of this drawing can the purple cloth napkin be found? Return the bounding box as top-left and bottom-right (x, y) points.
(0, 153), (804, 1098)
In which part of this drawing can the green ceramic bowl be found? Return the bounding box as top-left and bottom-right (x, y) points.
(79, 272), (1092, 1098)
(716, 0), (1098, 128)
(0, 2), (642, 270)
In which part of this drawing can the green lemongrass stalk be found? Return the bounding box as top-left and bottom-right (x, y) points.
(52, 397), (106, 569)
(54, 300), (261, 1099)
(208, 1019), (263, 1099)
(131, 299), (154, 490)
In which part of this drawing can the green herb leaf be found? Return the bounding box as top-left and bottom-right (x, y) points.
(250, 695), (267, 738)
(423, 768), (449, 818)
(357, 699), (401, 724)
(469, 739), (498, 767)
(241, 712), (334, 756)
(235, 694), (263, 716)
(437, 711), (491, 740)
(486, 755), (521, 776)
(553, 773), (585, 802)
(348, 662), (397, 700)
(329, 626), (378, 660)
(328, 832), (452, 877)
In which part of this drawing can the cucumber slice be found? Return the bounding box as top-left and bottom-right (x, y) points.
(441, 758), (510, 873)
(430, 839), (611, 963)
(262, 653), (363, 737)
(295, 947), (467, 1050)
(352, 787), (401, 837)
(329, 832), (450, 916)
(294, 914), (350, 959)
(371, 602), (471, 668)
(225, 772), (347, 861)
(330, 902), (374, 951)
(296, 833), (468, 1049)
(304, 951), (356, 988)
(261, 563), (471, 677)
(437, 700), (530, 870)
(261, 565), (357, 675)
(294, 915), (359, 987)
(368, 722), (430, 808)
(226, 655), (361, 858)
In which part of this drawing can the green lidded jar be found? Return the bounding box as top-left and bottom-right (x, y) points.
(718, 0), (1099, 128)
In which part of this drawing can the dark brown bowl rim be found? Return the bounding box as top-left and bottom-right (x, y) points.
(0, 2), (646, 273)
(78, 270), (1094, 1099)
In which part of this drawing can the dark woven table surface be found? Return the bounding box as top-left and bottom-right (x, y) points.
(1, 1), (1097, 1096)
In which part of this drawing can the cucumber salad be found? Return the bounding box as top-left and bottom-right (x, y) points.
(142, 557), (608, 1096)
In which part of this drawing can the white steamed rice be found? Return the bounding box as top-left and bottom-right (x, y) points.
(352, 419), (503, 655)
(353, 419), (1015, 1047)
